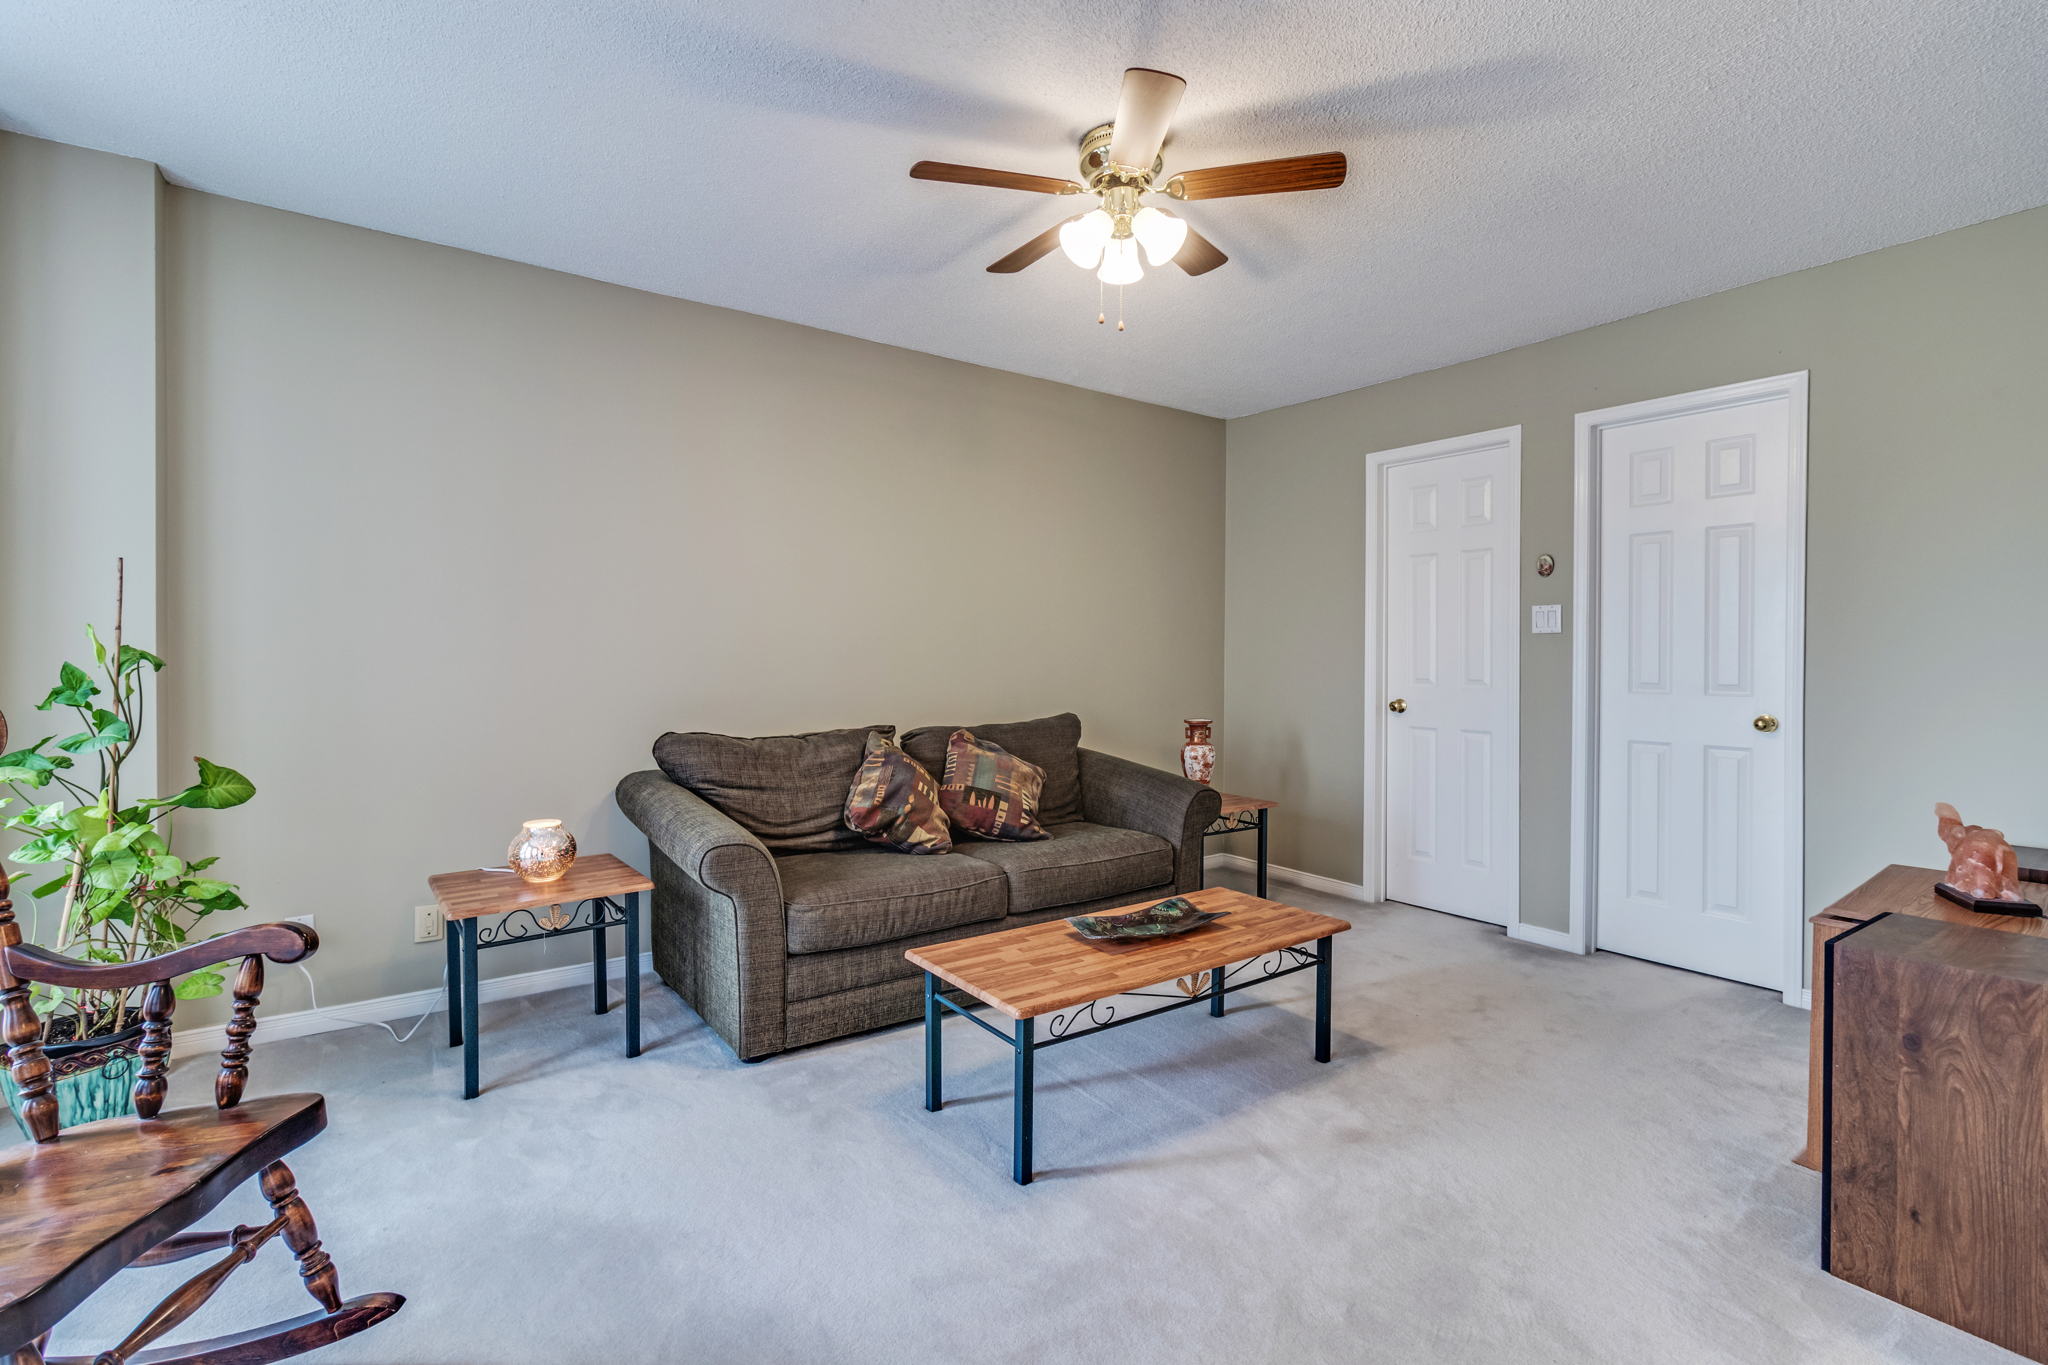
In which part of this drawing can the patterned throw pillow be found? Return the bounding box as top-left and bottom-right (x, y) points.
(939, 729), (1049, 842)
(843, 732), (952, 854)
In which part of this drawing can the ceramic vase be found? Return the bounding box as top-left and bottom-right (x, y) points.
(508, 818), (576, 883)
(1, 1023), (141, 1137)
(1181, 719), (1216, 785)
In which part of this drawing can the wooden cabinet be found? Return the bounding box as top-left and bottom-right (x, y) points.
(1797, 864), (2048, 1169)
(1825, 913), (2048, 1362)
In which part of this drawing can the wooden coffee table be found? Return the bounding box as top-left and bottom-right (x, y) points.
(906, 887), (1351, 1184)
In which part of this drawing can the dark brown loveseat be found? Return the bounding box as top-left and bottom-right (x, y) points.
(615, 714), (1219, 1060)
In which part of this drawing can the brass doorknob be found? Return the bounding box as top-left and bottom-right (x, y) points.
(1389, 698), (1408, 713)
(1753, 714), (1779, 733)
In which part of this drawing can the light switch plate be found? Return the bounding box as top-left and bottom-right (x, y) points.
(1531, 604), (1563, 634)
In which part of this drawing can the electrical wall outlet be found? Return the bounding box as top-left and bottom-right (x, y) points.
(414, 905), (444, 944)
(288, 914), (315, 931)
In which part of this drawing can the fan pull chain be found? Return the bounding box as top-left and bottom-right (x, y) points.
(1117, 285), (1126, 332)
(1097, 277), (1105, 326)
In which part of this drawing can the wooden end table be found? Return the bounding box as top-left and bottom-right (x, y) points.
(427, 853), (653, 1099)
(1796, 863), (2048, 1168)
(1202, 792), (1276, 897)
(907, 887), (1350, 1185)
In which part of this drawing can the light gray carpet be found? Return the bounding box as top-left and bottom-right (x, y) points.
(43, 871), (2017, 1363)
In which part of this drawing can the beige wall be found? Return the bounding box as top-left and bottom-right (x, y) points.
(0, 131), (1223, 1020)
(156, 189), (1224, 1014)
(1222, 205), (2048, 939)
(0, 136), (163, 798)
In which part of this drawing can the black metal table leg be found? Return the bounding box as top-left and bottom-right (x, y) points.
(1314, 935), (1332, 1063)
(460, 918), (481, 1099)
(1209, 960), (1226, 1017)
(624, 892), (642, 1058)
(923, 972), (943, 1112)
(1256, 809), (1270, 900)
(590, 901), (609, 1015)
(1013, 1017), (1035, 1185)
(444, 916), (462, 1048)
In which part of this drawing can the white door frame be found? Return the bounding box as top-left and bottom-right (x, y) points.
(1567, 373), (1809, 1004)
(1362, 426), (1522, 927)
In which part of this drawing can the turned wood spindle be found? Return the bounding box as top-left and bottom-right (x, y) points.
(132, 980), (175, 1120)
(260, 1160), (342, 1312)
(0, 723), (59, 1141)
(216, 953), (263, 1109)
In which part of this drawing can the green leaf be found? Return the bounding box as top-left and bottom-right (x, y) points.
(192, 888), (245, 913)
(56, 714), (131, 755)
(90, 822), (154, 855)
(86, 624), (107, 668)
(86, 896), (136, 926)
(180, 877), (233, 900)
(186, 855), (219, 872)
(7, 833), (73, 864)
(170, 758), (256, 810)
(0, 738), (64, 788)
(117, 645), (165, 675)
(173, 970), (225, 1000)
(83, 850), (142, 890)
(28, 873), (71, 900)
(147, 853), (187, 879)
(5, 801), (69, 832)
(37, 662), (98, 710)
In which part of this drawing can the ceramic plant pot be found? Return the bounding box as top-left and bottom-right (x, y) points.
(2, 1022), (142, 1137)
(508, 818), (576, 883)
(1181, 719), (1216, 784)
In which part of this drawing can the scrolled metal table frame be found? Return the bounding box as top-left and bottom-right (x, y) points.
(445, 892), (641, 1099)
(1202, 805), (1270, 898)
(920, 936), (1333, 1185)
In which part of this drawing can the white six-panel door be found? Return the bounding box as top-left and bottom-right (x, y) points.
(1593, 391), (1796, 987)
(1379, 434), (1519, 925)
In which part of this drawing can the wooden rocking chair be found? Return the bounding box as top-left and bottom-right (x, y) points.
(0, 803), (403, 1360)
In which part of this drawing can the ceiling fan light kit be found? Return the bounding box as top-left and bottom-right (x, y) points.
(909, 67), (1347, 330)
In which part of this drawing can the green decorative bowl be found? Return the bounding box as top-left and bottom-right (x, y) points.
(1068, 896), (1229, 942)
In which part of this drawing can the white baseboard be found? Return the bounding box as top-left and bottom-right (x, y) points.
(1204, 852), (1369, 903)
(1506, 921), (1583, 954)
(1789, 988), (1812, 1011)
(175, 951), (656, 1054)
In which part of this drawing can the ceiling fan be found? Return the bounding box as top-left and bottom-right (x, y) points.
(910, 67), (1346, 326)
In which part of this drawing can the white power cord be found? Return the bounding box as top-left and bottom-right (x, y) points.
(293, 962), (445, 1044)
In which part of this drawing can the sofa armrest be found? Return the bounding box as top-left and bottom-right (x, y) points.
(1077, 748), (1221, 893)
(617, 769), (781, 900)
(616, 770), (788, 1059)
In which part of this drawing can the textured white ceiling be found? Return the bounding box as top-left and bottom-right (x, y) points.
(4, 2), (2045, 417)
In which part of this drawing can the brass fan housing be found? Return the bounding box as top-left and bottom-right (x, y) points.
(1079, 123), (1162, 190)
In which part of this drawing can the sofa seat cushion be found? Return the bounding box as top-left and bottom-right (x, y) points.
(951, 821), (1174, 914)
(778, 848), (1007, 955)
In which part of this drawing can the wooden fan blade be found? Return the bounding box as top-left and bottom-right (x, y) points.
(910, 161), (1084, 195)
(987, 219), (1073, 273)
(1173, 225), (1228, 276)
(1168, 152), (1347, 200)
(1105, 68), (1186, 171)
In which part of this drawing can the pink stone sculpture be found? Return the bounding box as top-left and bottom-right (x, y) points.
(1935, 802), (2028, 904)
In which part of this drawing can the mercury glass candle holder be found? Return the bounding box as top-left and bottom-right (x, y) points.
(508, 818), (576, 883)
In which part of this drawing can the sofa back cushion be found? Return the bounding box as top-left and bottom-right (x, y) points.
(653, 724), (893, 853)
(903, 713), (1082, 825)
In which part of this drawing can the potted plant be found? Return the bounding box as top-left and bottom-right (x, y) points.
(0, 563), (255, 1133)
